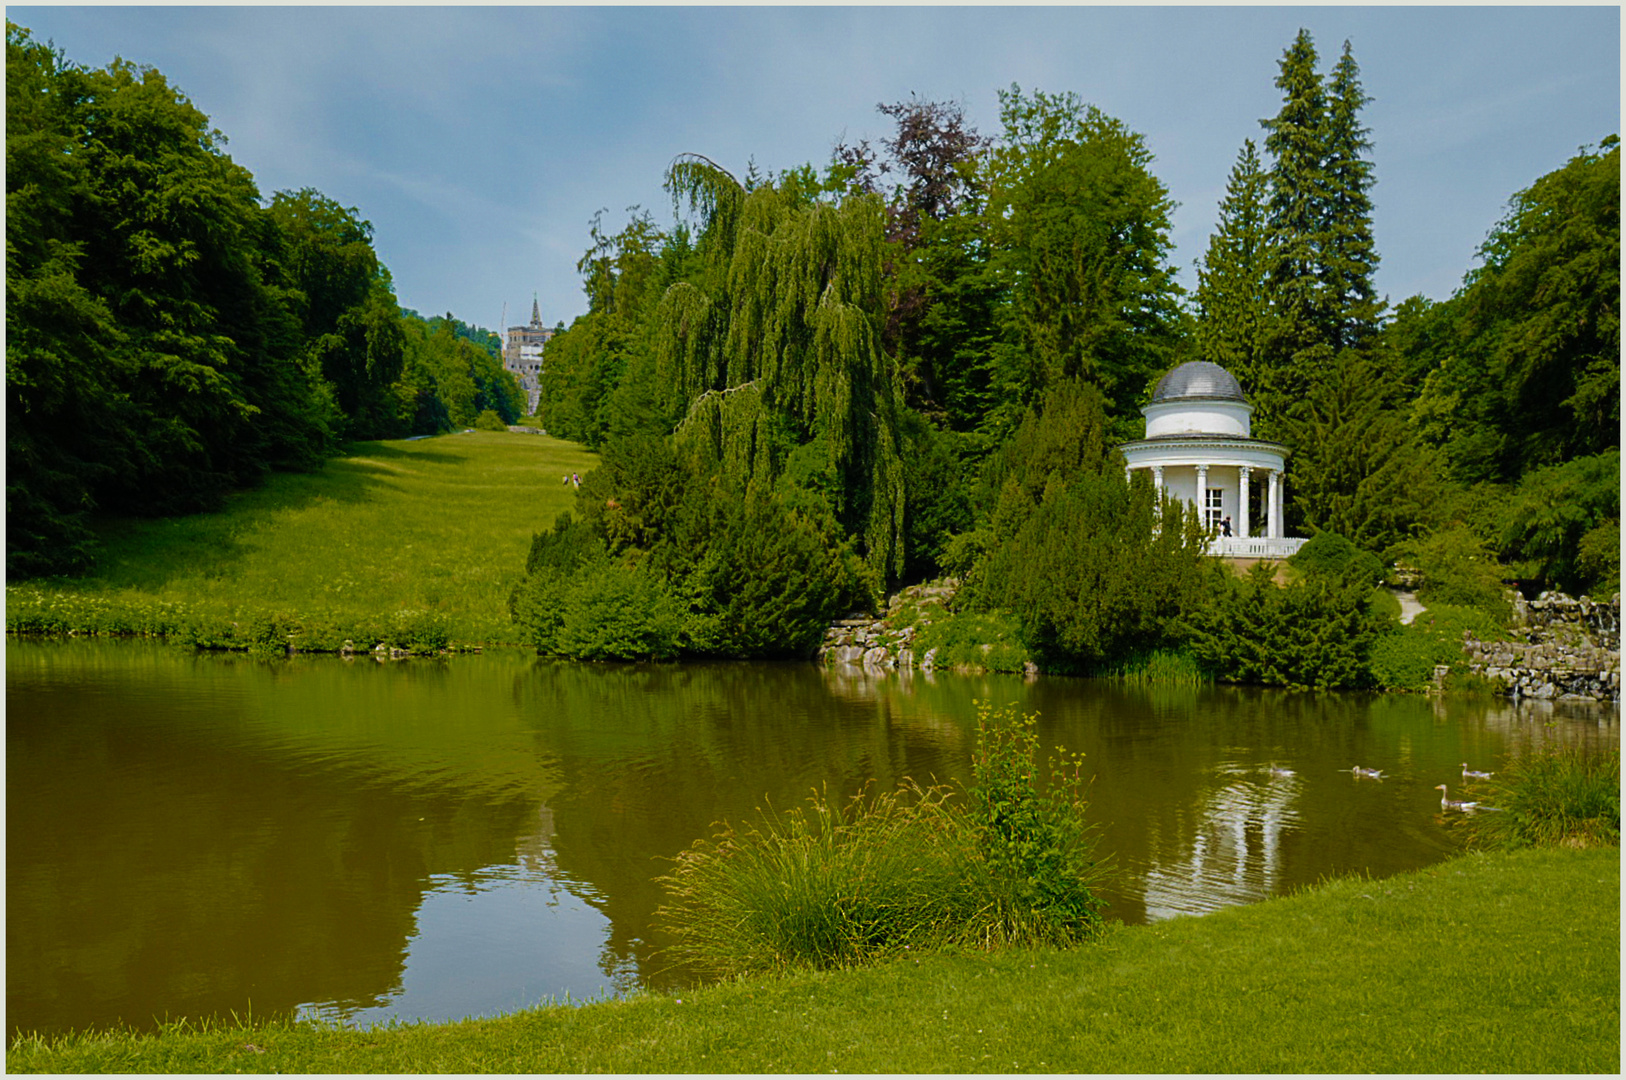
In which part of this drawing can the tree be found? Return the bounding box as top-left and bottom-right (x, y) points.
(1321, 41), (1382, 352)
(1412, 137), (1619, 483)
(1260, 27), (1331, 396)
(658, 154), (906, 582)
(1193, 139), (1275, 403)
(983, 86), (1184, 440)
(959, 378), (1215, 671)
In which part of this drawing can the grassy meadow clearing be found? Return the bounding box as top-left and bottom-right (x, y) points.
(5, 431), (597, 647)
(8, 846), (1617, 1074)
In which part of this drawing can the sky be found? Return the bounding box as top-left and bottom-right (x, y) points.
(10, 4), (1620, 337)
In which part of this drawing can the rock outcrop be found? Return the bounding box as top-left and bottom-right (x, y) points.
(1463, 592), (1620, 702)
(818, 580), (958, 673)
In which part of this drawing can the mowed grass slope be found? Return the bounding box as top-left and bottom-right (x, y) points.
(21, 432), (597, 646)
(8, 848), (1617, 1074)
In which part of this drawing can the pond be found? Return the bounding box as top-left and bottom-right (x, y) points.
(7, 638), (1617, 1036)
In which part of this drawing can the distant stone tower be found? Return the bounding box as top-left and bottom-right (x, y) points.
(503, 296), (553, 416)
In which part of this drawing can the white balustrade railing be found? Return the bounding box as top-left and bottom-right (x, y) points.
(1206, 536), (1307, 559)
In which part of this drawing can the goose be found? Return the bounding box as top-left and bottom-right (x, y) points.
(1461, 763), (1494, 780)
(1435, 783), (1480, 811)
(1350, 765), (1384, 779)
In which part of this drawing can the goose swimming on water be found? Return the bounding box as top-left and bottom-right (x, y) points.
(1350, 765), (1384, 779)
(1461, 763), (1493, 780)
(1435, 783), (1480, 811)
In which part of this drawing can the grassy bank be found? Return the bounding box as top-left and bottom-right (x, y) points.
(5, 432), (596, 647)
(9, 847), (1616, 1074)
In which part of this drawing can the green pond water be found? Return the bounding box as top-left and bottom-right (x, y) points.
(7, 638), (1617, 1035)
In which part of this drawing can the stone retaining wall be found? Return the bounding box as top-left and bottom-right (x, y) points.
(818, 580), (959, 673)
(1464, 592), (1620, 702)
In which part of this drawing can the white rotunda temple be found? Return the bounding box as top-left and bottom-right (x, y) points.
(1121, 361), (1305, 559)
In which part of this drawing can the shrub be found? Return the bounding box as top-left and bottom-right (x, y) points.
(656, 781), (972, 977)
(1454, 748), (1619, 850)
(1186, 562), (1388, 689)
(1395, 525), (1512, 622)
(963, 702), (1107, 946)
(474, 409), (508, 432)
(1368, 603), (1509, 691)
(1290, 530), (1384, 586)
(552, 563), (682, 661)
(656, 702), (1107, 978)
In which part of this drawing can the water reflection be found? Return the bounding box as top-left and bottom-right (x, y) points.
(6, 640), (1616, 1036)
(1141, 767), (1302, 920)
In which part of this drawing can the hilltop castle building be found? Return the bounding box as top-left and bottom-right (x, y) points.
(504, 298), (554, 416)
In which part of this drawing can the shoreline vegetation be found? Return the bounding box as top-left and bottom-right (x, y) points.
(8, 846), (1618, 1074)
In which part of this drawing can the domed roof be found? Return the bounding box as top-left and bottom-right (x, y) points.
(1150, 361), (1247, 404)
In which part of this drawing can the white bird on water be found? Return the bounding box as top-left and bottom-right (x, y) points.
(1461, 763), (1494, 780)
(1350, 765), (1384, 779)
(1435, 783), (1480, 811)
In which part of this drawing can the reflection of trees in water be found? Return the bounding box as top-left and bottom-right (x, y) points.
(1429, 695), (1619, 759)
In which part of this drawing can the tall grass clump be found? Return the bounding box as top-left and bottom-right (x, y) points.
(656, 703), (1106, 978)
(1093, 647), (1207, 685)
(1457, 747), (1619, 850)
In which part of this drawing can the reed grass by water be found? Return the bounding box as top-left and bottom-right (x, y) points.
(1456, 746), (1620, 850)
(5, 432), (596, 648)
(9, 847), (1616, 1074)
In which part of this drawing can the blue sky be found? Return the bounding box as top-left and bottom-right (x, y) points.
(11, 5), (1620, 336)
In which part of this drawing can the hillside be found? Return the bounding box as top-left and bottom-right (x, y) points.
(10, 431), (598, 647)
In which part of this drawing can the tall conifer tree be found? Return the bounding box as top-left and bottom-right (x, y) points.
(1260, 27), (1331, 384)
(1322, 41), (1382, 351)
(1194, 139), (1275, 411)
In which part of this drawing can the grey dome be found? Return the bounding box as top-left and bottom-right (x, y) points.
(1150, 361), (1246, 404)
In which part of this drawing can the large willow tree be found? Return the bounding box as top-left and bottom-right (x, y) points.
(656, 154), (907, 581)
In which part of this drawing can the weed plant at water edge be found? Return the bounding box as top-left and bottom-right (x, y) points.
(656, 703), (1107, 979)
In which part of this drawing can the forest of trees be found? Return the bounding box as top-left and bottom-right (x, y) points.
(5, 22), (523, 576)
(517, 29), (1618, 674)
(8, 23), (1617, 682)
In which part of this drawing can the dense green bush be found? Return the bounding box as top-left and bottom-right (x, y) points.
(1392, 525), (1512, 622)
(656, 703), (1106, 977)
(1289, 530), (1384, 586)
(963, 379), (1216, 673)
(1498, 451), (1620, 596)
(1186, 562), (1389, 689)
(1368, 603), (1508, 691)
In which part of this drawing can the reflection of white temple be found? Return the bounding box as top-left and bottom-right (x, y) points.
(1140, 773), (1300, 920)
(1121, 361), (1306, 559)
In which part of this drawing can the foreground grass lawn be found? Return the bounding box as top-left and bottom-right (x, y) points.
(13, 431), (596, 646)
(10, 847), (1617, 1074)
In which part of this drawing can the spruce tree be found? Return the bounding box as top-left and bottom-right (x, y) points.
(1193, 139), (1275, 411)
(1322, 41), (1383, 351)
(1260, 26), (1331, 383)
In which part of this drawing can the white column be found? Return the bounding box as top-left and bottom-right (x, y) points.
(1268, 469), (1281, 539)
(1195, 464), (1209, 529)
(1151, 465), (1163, 495)
(1238, 466), (1251, 539)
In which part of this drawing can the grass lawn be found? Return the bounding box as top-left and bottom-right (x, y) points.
(9, 846), (1617, 1074)
(8, 431), (597, 646)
